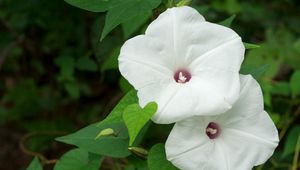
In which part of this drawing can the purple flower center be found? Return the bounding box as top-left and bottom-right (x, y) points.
(174, 69), (191, 83)
(206, 122), (221, 139)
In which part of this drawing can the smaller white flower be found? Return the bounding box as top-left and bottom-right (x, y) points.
(165, 75), (279, 170)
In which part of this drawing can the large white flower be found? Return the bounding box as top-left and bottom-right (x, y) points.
(118, 6), (245, 124)
(165, 75), (279, 170)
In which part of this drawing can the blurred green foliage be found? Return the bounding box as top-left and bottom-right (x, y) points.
(0, 0), (300, 169)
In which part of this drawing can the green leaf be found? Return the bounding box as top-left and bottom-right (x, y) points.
(260, 81), (272, 106)
(100, 0), (162, 41)
(293, 38), (300, 54)
(218, 15), (236, 27)
(270, 82), (290, 96)
(64, 0), (110, 12)
(101, 47), (120, 72)
(119, 77), (134, 93)
(243, 44), (281, 78)
(282, 125), (300, 158)
(123, 102), (157, 145)
(64, 81), (80, 99)
(56, 122), (131, 158)
(269, 112), (280, 125)
(54, 148), (101, 170)
(240, 64), (269, 80)
(244, 42), (260, 49)
(76, 57), (98, 72)
(132, 122), (151, 148)
(26, 157), (42, 170)
(148, 143), (178, 170)
(193, 5), (210, 14)
(100, 90), (138, 126)
(211, 0), (241, 14)
(54, 55), (75, 80)
(126, 156), (148, 169)
(122, 11), (152, 39)
(290, 70), (300, 98)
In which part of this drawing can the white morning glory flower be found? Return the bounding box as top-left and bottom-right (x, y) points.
(165, 75), (279, 170)
(118, 6), (245, 124)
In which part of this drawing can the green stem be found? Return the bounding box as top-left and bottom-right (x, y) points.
(292, 134), (300, 170)
(166, 0), (175, 8)
(279, 105), (300, 140)
(19, 131), (67, 165)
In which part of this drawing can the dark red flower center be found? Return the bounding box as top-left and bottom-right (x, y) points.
(174, 69), (191, 84)
(206, 122), (221, 139)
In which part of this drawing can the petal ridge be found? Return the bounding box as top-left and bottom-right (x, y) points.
(188, 37), (243, 71)
(225, 127), (278, 147)
(167, 141), (211, 161)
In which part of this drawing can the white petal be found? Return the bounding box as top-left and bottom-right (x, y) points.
(119, 35), (173, 89)
(186, 29), (244, 69)
(217, 75), (279, 168)
(217, 75), (264, 126)
(167, 143), (222, 170)
(221, 121), (278, 170)
(165, 118), (210, 160)
(138, 76), (234, 124)
(165, 117), (212, 170)
(136, 81), (175, 110)
(165, 75), (279, 170)
(185, 31), (244, 110)
(146, 6), (244, 68)
(165, 118), (231, 170)
(189, 37), (244, 77)
(191, 68), (241, 114)
(145, 6), (204, 67)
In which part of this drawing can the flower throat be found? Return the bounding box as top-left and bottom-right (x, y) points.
(206, 122), (221, 139)
(174, 69), (191, 83)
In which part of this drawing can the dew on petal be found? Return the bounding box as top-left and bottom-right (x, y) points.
(174, 69), (191, 84)
(206, 122), (221, 139)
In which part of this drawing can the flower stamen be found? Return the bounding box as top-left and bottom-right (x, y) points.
(174, 69), (191, 84)
(206, 122), (221, 139)
(178, 72), (187, 83)
(206, 128), (217, 135)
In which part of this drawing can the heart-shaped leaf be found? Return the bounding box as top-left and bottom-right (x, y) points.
(100, 90), (138, 126)
(123, 102), (157, 145)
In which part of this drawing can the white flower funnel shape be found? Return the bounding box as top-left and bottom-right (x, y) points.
(118, 6), (245, 124)
(165, 75), (279, 170)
